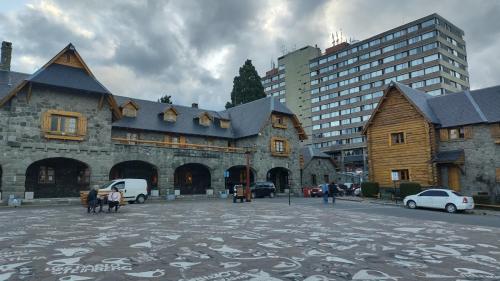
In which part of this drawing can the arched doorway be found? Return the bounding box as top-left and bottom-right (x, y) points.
(267, 167), (290, 192)
(109, 161), (158, 195)
(174, 163), (211, 195)
(25, 158), (90, 198)
(226, 165), (256, 193)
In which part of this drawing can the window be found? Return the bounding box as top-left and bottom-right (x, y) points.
(449, 127), (465, 139)
(42, 110), (86, 141)
(271, 137), (289, 156)
(311, 174), (317, 185)
(272, 115), (287, 129)
(77, 168), (90, 185)
(392, 169), (410, 181)
(391, 132), (405, 145)
(38, 166), (55, 184)
(496, 168), (500, 183)
(426, 77), (441, 86)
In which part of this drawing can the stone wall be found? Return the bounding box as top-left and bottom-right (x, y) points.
(0, 87), (303, 199)
(438, 124), (500, 196)
(302, 158), (336, 187)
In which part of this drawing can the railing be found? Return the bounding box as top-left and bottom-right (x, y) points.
(112, 137), (252, 153)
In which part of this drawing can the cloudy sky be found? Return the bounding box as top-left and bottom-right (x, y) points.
(1, 0), (499, 110)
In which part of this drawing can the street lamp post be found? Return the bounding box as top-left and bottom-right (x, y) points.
(245, 150), (251, 202)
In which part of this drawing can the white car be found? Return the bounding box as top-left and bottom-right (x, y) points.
(403, 188), (474, 213)
(100, 179), (148, 204)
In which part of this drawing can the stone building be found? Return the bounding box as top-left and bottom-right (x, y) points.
(300, 147), (336, 187)
(364, 82), (500, 197)
(0, 42), (306, 200)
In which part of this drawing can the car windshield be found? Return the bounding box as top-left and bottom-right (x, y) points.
(100, 180), (116, 189)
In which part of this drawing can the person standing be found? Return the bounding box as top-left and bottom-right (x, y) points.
(107, 187), (121, 212)
(321, 182), (329, 204)
(87, 186), (98, 213)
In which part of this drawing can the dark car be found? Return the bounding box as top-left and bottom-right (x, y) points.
(251, 182), (276, 198)
(310, 186), (323, 197)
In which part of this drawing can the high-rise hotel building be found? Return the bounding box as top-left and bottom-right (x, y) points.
(308, 13), (469, 172)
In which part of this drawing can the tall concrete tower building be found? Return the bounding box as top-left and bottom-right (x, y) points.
(261, 46), (321, 145)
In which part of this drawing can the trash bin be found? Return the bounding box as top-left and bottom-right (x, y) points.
(8, 195), (22, 207)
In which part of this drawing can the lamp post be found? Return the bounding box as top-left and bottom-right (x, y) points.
(245, 150), (251, 202)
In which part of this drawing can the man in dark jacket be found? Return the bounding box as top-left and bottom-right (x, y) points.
(328, 182), (337, 206)
(87, 187), (98, 213)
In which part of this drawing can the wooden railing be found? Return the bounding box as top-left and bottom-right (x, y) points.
(112, 137), (251, 153)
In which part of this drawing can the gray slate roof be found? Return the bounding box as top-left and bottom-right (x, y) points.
(0, 70), (29, 100)
(28, 63), (110, 94)
(392, 82), (500, 128)
(112, 96), (295, 139)
(301, 146), (332, 166)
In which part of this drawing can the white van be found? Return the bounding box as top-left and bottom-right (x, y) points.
(100, 179), (148, 204)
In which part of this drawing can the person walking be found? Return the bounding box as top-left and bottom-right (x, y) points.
(329, 182), (336, 206)
(321, 182), (329, 204)
(87, 186), (98, 213)
(107, 187), (121, 212)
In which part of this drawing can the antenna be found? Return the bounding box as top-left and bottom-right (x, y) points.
(331, 33), (335, 46)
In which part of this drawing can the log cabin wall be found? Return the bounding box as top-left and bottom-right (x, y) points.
(366, 88), (437, 187)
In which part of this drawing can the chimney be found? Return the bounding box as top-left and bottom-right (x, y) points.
(191, 103), (198, 108)
(1, 41), (12, 72)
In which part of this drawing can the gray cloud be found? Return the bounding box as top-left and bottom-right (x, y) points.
(0, 0), (499, 110)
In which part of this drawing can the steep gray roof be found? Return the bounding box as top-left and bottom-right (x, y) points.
(301, 146), (331, 166)
(28, 63), (110, 94)
(112, 96), (295, 139)
(391, 82), (440, 124)
(391, 82), (500, 128)
(0, 70), (29, 101)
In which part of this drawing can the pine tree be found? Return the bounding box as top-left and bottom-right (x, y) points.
(158, 94), (172, 104)
(226, 60), (265, 108)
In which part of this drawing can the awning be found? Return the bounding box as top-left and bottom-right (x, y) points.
(433, 150), (464, 164)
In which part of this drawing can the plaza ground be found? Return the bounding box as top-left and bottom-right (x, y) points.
(1, 198), (500, 280)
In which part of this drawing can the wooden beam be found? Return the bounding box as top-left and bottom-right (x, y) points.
(111, 137), (253, 153)
(98, 95), (104, 110)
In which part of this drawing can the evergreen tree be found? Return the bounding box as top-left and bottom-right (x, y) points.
(158, 94), (173, 104)
(226, 60), (265, 107)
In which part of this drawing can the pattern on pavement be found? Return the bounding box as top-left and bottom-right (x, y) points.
(0, 200), (499, 280)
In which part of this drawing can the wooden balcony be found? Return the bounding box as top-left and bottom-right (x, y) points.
(112, 137), (252, 153)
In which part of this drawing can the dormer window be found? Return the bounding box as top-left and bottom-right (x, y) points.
(163, 107), (178, 122)
(199, 112), (212, 126)
(121, 100), (139, 117)
(272, 114), (287, 129)
(220, 119), (230, 129)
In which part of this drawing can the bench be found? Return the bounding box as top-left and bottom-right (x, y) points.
(80, 191), (126, 207)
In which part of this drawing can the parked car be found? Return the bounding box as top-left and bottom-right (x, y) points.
(100, 179), (148, 204)
(251, 182), (276, 198)
(310, 186), (323, 197)
(403, 188), (474, 213)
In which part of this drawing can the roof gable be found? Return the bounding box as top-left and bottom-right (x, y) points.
(363, 82), (438, 134)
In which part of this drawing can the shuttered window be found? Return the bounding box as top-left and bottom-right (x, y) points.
(496, 168), (500, 183)
(41, 110), (86, 141)
(270, 137), (290, 157)
(440, 126), (472, 141)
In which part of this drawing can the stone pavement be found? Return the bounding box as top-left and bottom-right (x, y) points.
(1, 199), (500, 280)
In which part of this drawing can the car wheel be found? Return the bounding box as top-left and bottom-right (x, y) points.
(445, 203), (457, 213)
(407, 200), (417, 209)
(136, 194), (146, 204)
(252, 192), (256, 199)
(269, 192), (275, 198)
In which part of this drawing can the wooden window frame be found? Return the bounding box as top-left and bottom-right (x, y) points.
(220, 120), (231, 129)
(272, 114), (287, 129)
(391, 169), (410, 181)
(491, 124), (500, 144)
(440, 126), (472, 142)
(496, 168), (500, 183)
(389, 132), (406, 146)
(42, 110), (86, 141)
(270, 136), (290, 157)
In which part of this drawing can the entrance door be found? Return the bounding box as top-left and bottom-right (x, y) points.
(448, 166), (461, 192)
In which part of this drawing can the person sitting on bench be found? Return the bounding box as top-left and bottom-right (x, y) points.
(107, 187), (121, 212)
